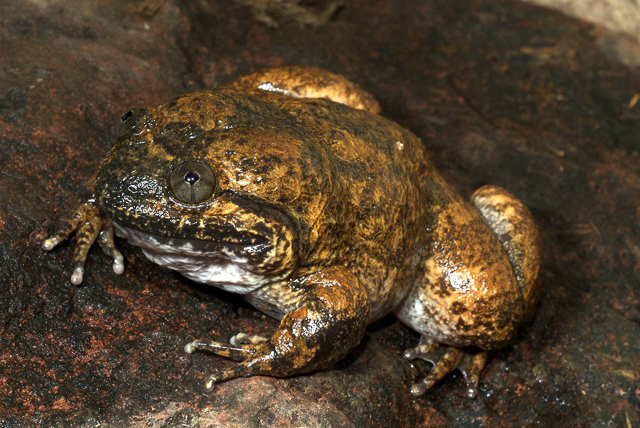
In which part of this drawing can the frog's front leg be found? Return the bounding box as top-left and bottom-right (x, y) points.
(184, 266), (370, 391)
(42, 184), (124, 284)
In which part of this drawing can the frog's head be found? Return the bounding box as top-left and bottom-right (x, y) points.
(95, 89), (333, 291)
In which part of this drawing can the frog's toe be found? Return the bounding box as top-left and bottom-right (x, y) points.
(230, 332), (269, 346)
(97, 222), (124, 275)
(410, 345), (463, 396)
(403, 337), (438, 360)
(184, 338), (260, 361)
(457, 349), (488, 399)
(42, 214), (84, 252)
(70, 220), (105, 285)
(407, 342), (487, 399)
(42, 235), (63, 251)
(70, 267), (84, 285)
(204, 362), (261, 392)
(42, 228), (76, 253)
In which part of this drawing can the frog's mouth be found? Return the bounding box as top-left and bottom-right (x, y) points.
(112, 220), (271, 262)
(113, 223), (288, 293)
(105, 193), (299, 293)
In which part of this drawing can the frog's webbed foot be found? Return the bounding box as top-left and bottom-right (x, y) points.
(185, 266), (370, 392)
(404, 339), (488, 399)
(42, 198), (123, 284)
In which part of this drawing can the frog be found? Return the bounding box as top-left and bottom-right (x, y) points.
(42, 65), (542, 398)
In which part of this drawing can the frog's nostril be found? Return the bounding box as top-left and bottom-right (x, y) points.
(170, 160), (216, 205)
(121, 110), (133, 122)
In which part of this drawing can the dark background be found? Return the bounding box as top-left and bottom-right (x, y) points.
(1, 0), (639, 426)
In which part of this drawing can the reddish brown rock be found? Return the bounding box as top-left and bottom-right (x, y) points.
(1, 0), (638, 426)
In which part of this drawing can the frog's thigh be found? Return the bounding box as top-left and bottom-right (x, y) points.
(395, 266), (521, 351)
(395, 208), (524, 350)
(471, 185), (543, 319)
(231, 65), (381, 114)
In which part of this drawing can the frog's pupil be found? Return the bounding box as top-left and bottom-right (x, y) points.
(184, 171), (200, 185)
(121, 110), (133, 122)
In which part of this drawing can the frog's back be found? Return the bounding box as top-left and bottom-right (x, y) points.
(252, 90), (430, 320)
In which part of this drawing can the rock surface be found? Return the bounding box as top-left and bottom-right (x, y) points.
(1, 0), (639, 426)
(522, 0), (640, 69)
(523, 0), (640, 42)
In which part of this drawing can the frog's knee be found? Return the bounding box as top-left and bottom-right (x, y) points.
(231, 66), (381, 114)
(471, 185), (543, 318)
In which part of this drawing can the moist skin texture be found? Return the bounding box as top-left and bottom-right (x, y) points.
(43, 65), (542, 398)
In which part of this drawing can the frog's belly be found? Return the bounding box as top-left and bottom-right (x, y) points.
(114, 223), (287, 294)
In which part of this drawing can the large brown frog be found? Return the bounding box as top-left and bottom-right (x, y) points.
(43, 66), (542, 398)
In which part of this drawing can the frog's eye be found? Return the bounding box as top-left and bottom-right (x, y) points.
(116, 108), (145, 139)
(170, 160), (216, 205)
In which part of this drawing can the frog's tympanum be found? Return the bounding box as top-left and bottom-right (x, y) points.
(43, 66), (542, 398)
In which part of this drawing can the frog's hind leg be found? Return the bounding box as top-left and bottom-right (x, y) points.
(230, 66), (382, 114)
(404, 339), (488, 398)
(471, 185), (543, 320)
(394, 180), (541, 398)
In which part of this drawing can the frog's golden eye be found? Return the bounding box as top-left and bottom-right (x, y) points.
(170, 160), (216, 205)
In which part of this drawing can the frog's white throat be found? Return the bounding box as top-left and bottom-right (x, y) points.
(113, 222), (284, 294)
